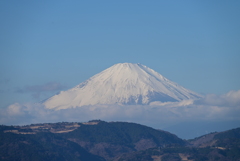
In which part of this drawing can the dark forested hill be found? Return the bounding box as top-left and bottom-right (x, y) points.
(58, 121), (186, 160)
(189, 127), (240, 148)
(0, 125), (105, 161)
(0, 121), (239, 161)
(118, 127), (240, 161)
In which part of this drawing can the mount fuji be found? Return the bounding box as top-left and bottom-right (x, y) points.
(43, 63), (202, 110)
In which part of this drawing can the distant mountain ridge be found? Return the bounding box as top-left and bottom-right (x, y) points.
(43, 63), (202, 109)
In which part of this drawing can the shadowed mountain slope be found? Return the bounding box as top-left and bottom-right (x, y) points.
(0, 125), (105, 161)
(1, 121), (239, 161)
(58, 121), (186, 160)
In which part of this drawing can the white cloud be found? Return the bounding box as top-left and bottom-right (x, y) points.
(196, 90), (240, 107)
(0, 90), (239, 135)
(149, 99), (194, 107)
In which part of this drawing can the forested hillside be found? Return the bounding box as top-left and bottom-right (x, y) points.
(0, 121), (239, 161)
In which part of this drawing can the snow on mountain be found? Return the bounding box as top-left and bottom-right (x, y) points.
(43, 63), (202, 110)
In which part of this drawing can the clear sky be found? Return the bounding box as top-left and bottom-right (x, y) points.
(1, 0), (240, 108)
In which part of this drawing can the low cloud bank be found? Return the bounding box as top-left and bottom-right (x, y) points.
(196, 90), (240, 107)
(1, 90), (240, 137)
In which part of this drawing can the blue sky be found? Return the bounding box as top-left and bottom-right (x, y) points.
(1, 0), (240, 108)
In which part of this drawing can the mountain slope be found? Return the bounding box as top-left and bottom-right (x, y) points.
(0, 125), (105, 161)
(59, 121), (186, 160)
(189, 127), (240, 148)
(43, 63), (202, 109)
(0, 121), (186, 161)
(1, 121), (239, 161)
(118, 127), (240, 161)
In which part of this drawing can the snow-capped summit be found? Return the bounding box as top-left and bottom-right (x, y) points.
(43, 63), (202, 110)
